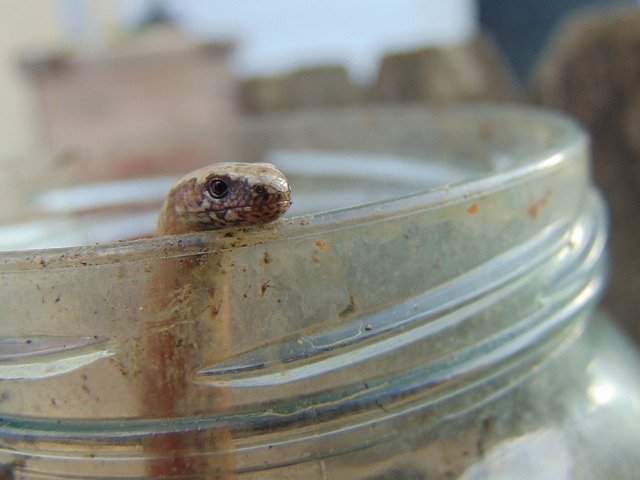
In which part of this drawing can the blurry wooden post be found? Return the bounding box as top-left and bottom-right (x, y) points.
(533, 7), (640, 343)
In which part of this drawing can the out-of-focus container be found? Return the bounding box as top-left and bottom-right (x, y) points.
(0, 105), (638, 479)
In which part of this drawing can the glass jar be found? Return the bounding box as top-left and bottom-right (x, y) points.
(0, 105), (638, 479)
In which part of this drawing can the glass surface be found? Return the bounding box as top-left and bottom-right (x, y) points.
(0, 105), (638, 479)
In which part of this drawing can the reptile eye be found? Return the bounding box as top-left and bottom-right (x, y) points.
(255, 185), (267, 196)
(208, 179), (228, 198)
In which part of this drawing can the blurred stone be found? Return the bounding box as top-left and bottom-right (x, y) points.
(239, 76), (289, 114)
(533, 7), (640, 341)
(240, 65), (359, 113)
(241, 37), (517, 114)
(287, 65), (360, 109)
(370, 36), (520, 103)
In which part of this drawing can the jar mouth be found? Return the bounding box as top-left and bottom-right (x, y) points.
(0, 104), (607, 475)
(0, 104), (584, 264)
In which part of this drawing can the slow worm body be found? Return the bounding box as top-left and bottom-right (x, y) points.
(143, 162), (291, 477)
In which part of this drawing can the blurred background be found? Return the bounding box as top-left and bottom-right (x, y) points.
(0, 0), (638, 341)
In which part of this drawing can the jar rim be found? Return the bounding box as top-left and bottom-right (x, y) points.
(0, 104), (587, 270)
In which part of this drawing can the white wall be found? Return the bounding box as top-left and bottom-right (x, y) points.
(0, 1), (65, 158)
(0, 0), (120, 159)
